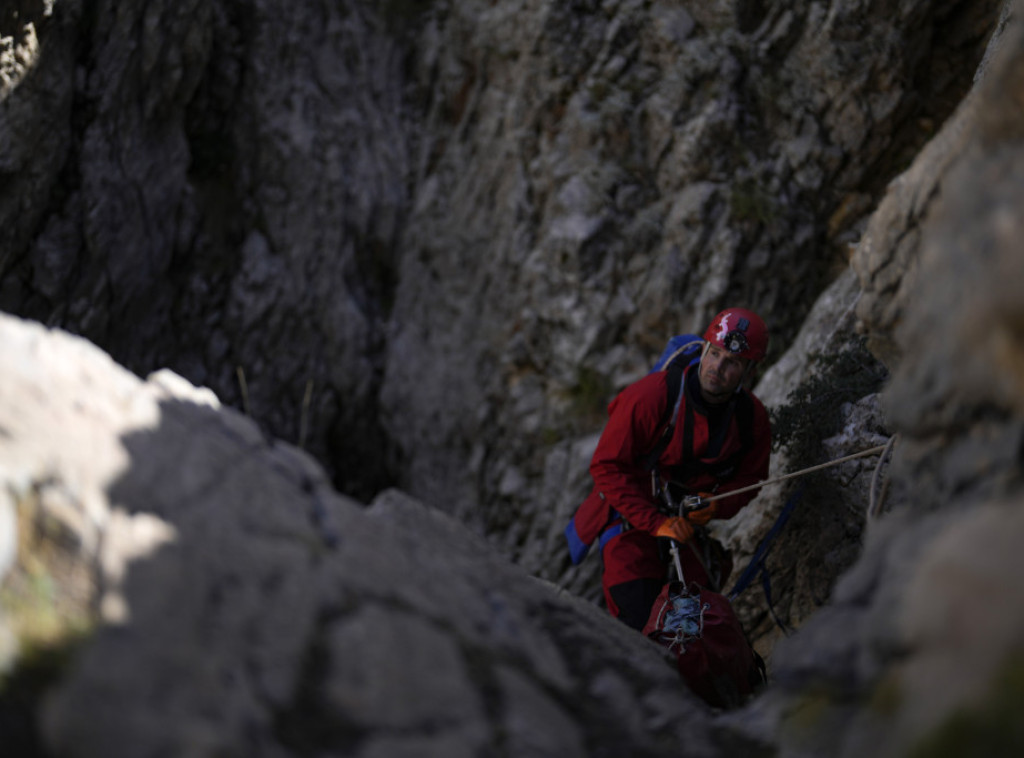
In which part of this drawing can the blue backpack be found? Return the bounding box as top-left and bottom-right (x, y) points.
(650, 334), (705, 373)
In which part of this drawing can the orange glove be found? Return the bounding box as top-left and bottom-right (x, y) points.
(686, 496), (718, 526)
(654, 516), (695, 543)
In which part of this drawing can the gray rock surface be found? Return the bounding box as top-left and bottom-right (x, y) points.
(383, 0), (1002, 562)
(762, 5), (1024, 755)
(2, 0), (1024, 754)
(0, 312), (734, 758)
(0, 0), (1003, 527)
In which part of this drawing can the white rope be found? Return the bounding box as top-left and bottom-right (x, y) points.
(702, 440), (895, 505)
(867, 434), (899, 520)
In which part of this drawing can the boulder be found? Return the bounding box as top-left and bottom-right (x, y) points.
(0, 312), (742, 758)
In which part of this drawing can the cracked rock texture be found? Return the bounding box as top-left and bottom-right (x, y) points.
(3, 0), (1024, 755)
(0, 0), (1002, 543)
(0, 313), (726, 758)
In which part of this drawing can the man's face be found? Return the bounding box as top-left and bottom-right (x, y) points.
(698, 344), (750, 403)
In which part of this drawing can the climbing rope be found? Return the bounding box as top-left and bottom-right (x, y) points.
(867, 434), (899, 520)
(720, 437), (899, 632)
(700, 440), (895, 506)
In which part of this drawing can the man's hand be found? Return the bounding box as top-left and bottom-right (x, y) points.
(654, 516), (695, 543)
(685, 495), (718, 526)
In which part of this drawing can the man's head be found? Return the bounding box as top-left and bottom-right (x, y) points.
(698, 308), (768, 403)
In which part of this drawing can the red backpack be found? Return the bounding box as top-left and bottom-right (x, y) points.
(642, 580), (766, 709)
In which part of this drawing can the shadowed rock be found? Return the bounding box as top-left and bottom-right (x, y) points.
(0, 313), (740, 757)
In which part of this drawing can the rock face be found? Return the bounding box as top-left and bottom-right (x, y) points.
(0, 0), (1001, 517)
(0, 0), (1006, 650)
(382, 0), (1002, 571)
(3, 0), (1024, 755)
(766, 4), (1024, 755)
(2, 0), (412, 502)
(0, 313), (734, 758)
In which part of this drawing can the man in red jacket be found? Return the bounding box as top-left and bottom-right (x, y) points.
(570, 308), (771, 629)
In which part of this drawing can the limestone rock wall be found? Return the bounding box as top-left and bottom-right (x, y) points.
(0, 312), (737, 758)
(1, 0), (411, 501)
(385, 0), (1001, 567)
(762, 4), (1024, 755)
(3, 1), (1024, 753)
(0, 0), (1001, 533)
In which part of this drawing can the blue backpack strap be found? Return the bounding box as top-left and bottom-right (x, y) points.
(564, 489), (617, 565)
(638, 333), (702, 472)
(637, 361), (687, 472)
(565, 512), (628, 563)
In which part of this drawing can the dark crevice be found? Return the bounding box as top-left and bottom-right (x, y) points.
(272, 613), (367, 756)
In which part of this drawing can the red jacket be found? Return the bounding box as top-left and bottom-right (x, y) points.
(566, 365), (770, 560)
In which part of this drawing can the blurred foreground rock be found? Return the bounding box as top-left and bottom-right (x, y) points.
(0, 313), (749, 758)
(3, 0), (1024, 755)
